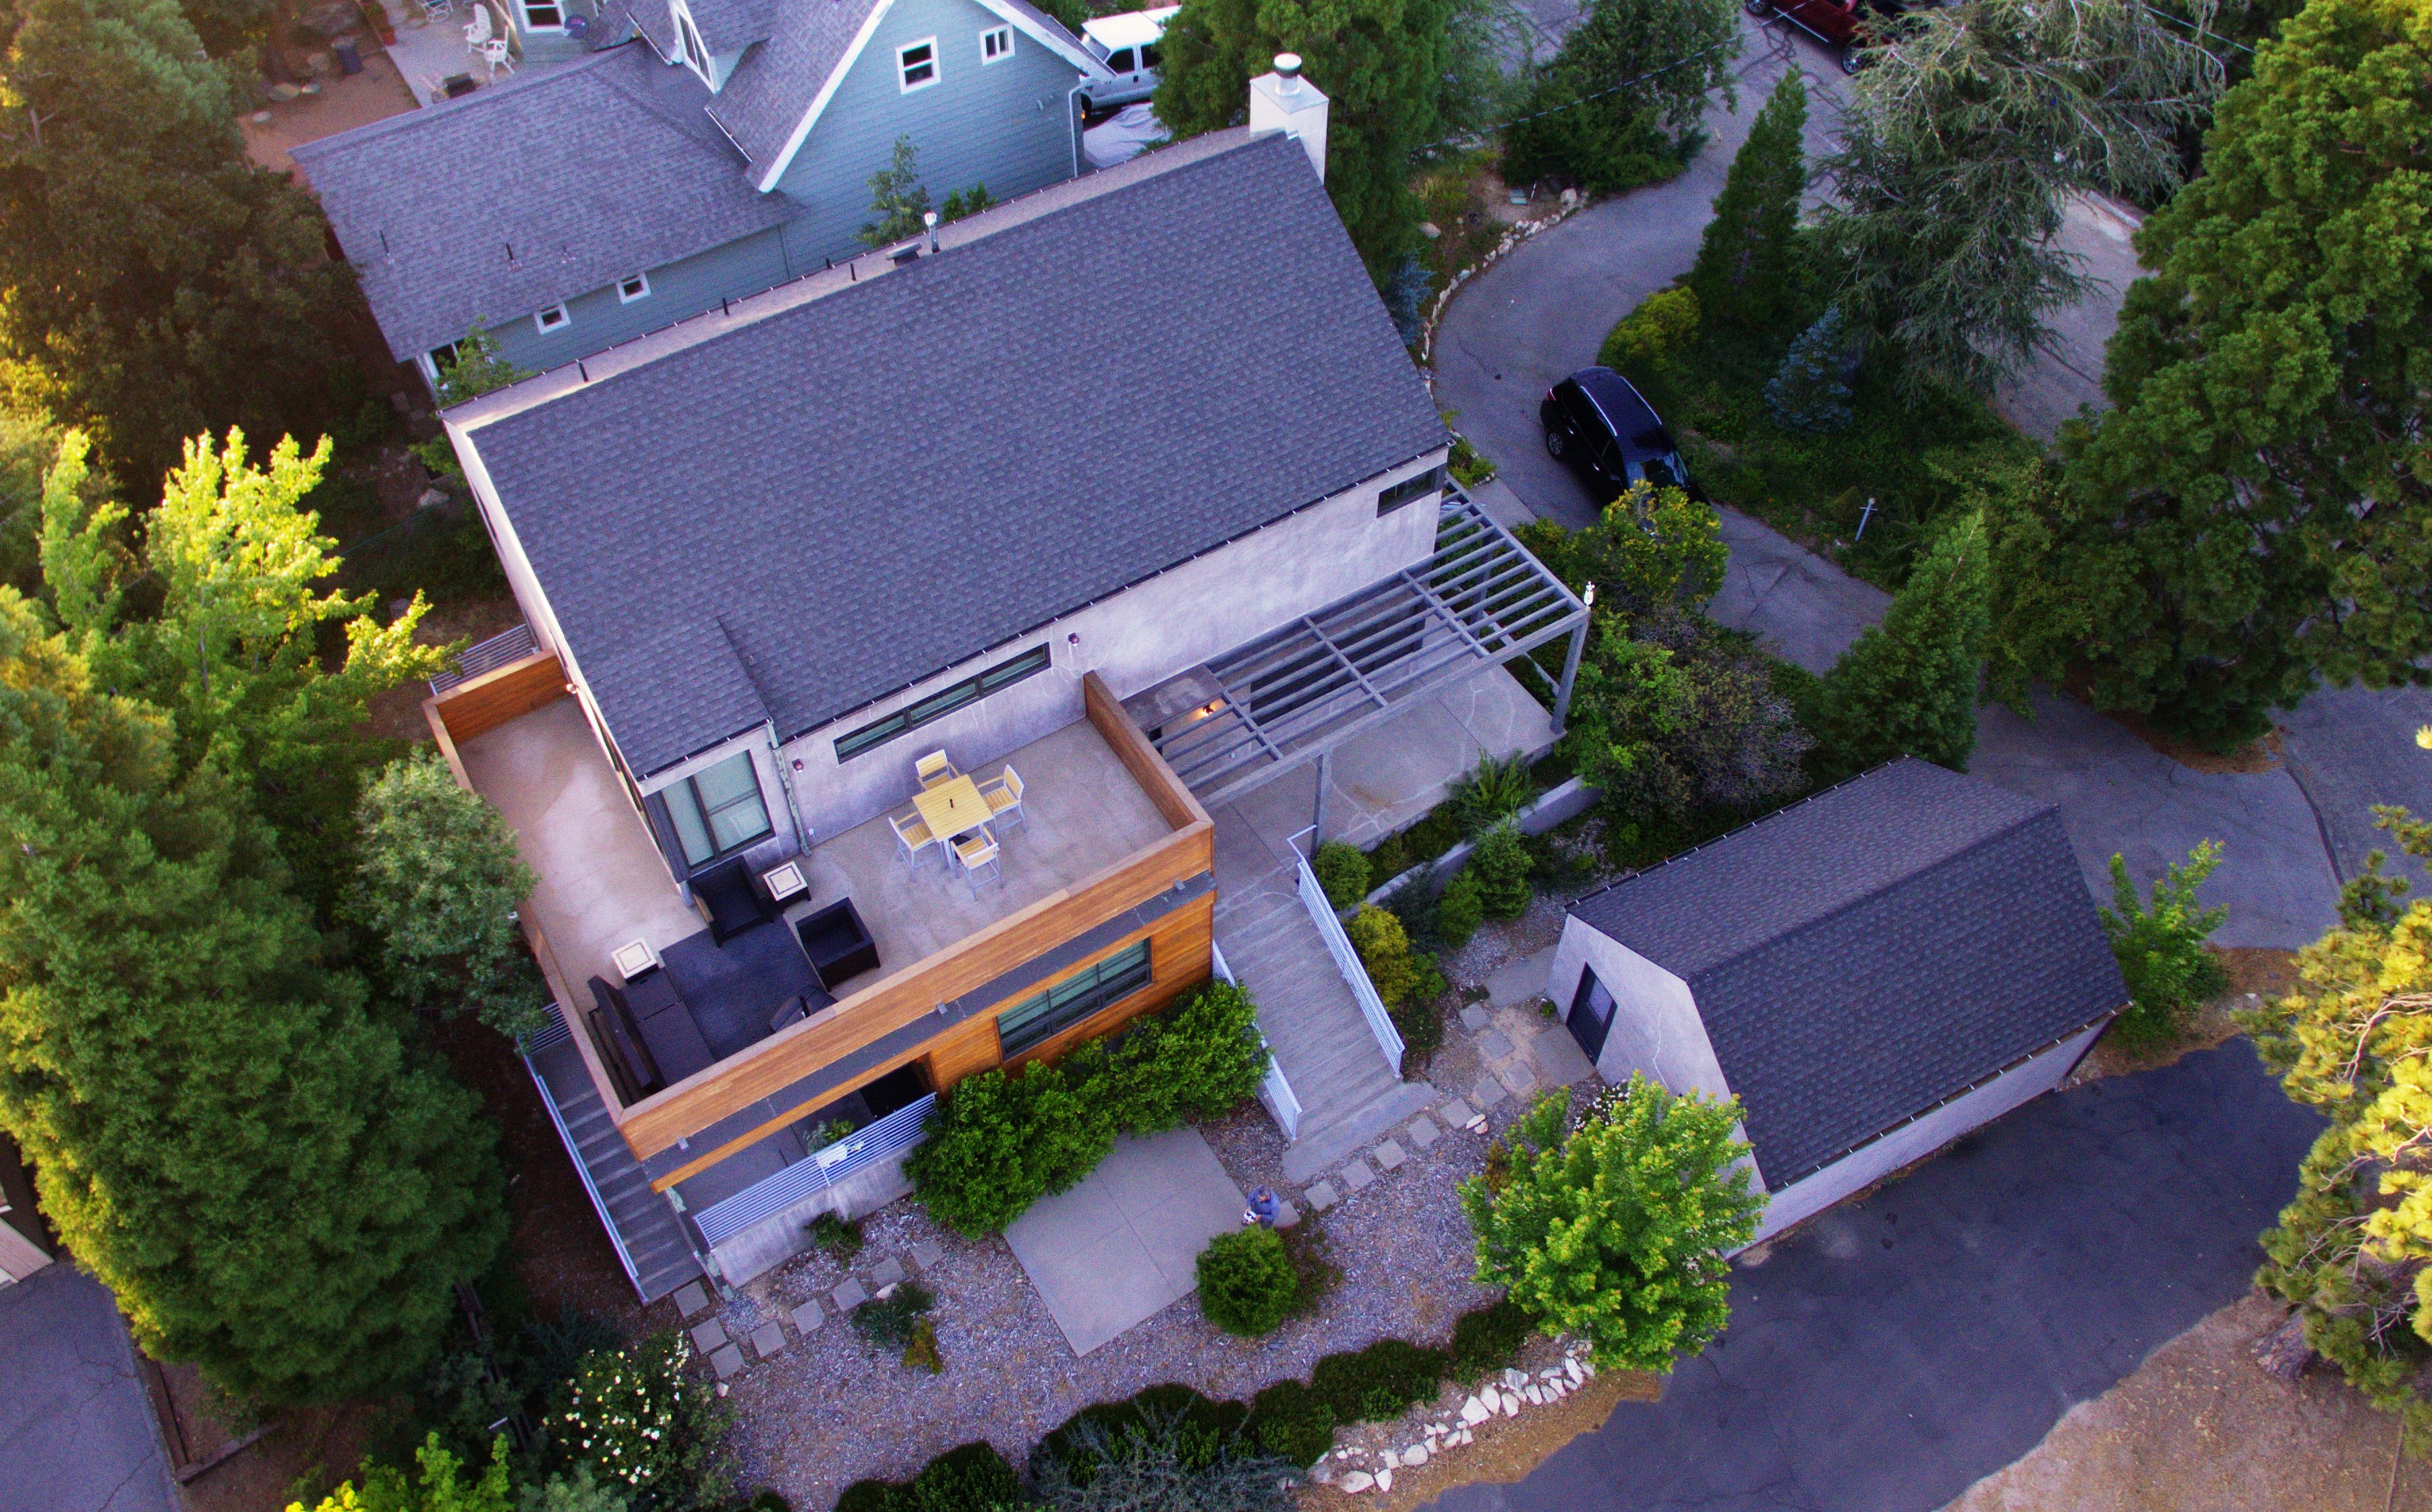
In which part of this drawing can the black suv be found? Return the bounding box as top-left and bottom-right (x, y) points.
(1538, 368), (1700, 502)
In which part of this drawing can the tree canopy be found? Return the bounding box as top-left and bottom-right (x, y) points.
(1811, 511), (1991, 773)
(1687, 69), (1805, 332)
(1986, 0), (2432, 749)
(1503, 0), (1740, 196)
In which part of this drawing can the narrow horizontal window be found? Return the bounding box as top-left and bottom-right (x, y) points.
(898, 38), (937, 90)
(996, 940), (1153, 1056)
(1377, 464), (1446, 516)
(617, 272), (651, 303)
(833, 644), (1051, 763)
(534, 303), (571, 334)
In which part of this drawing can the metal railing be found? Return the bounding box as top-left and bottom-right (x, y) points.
(692, 1093), (938, 1247)
(429, 622), (539, 697)
(521, 1051), (642, 1290)
(1295, 857), (1404, 1076)
(1216, 939), (1301, 1142)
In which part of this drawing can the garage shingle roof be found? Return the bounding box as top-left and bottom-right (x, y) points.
(1570, 760), (2126, 1184)
(458, 130), (1446, 777)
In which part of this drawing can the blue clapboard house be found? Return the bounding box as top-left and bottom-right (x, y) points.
(297, 0), (1116, 385)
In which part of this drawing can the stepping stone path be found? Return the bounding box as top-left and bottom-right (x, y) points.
(870, 1256), (906, 1289)
(710, 1343), (746, 1380)
(1372, 1139), (1406, 1171)
(1472, 1076), (1509, 1110)
(1496, 1059), (1539, 1097)
(748, 1322), (786, 1360)
(1306, 1180), (1340, 1211)
(689, 1318), (728, 1354)
(1459, 1005), (1492, 1033)
(790, 1300), (824, 1335)
(673, 1280), (712, 1319)
(1340, 1157), (1377, 1194)
(832, 1278), (869, 1312)
(1408, 1115), (1441, 1151)
(910, 1242), (944, 1273)
(1477, 1029), (1514, 1061)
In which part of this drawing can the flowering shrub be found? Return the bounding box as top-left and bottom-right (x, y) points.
(552, 1333), (734, 1511)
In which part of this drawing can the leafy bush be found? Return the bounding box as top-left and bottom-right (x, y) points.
(1312, 841), (1372, 908)
(850, 1282), (935, 1354)
(806, 1211), (863, 1260)
(1244, 1379), (1336, 1467)
(1031, 1403), (1292, 1512)
(550, 1333), (732, 1512)
(1196, 1227), (1299, 1337)
(1449, 752), (1536, 835)
(1602, 285), (1701, 372)
(1310, 1339), (1449, 1424)
(1561, 613), (1812, 818)
(1348, 905), (1424, 1008)
(908, 981), (1269, 1235)
(902, 1318), (944, 1375)
(1468, 821), (1534, 921)
(1031, 1385), (1248, 1486)
(1437, 868), (1484, 949)
(1448, 1296), (1540, 1384)
(2100, 842), (2228, 1045)
(838, 1441), (1020, 1512)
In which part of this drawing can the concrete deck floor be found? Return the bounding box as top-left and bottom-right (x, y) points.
(804, 720), (1175, 970)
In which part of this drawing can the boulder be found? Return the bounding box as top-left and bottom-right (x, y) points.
(1460, 1395), (1491, 1426)
(1339, 1472), (1374, 1494)
(1376, 1468), (1394, 1494)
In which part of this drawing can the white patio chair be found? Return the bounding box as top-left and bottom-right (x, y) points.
(419, 0), (455, 22)
(952, 828), (1001, 890)
(979, 763), (1025, 830)
(914, 749), (958, 790)
(463, 3), (492, 47)
(476, 36), (513, 78)
(889, 809), (937, 871)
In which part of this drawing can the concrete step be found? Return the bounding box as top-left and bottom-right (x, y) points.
(1283, 1080), (1441, 1185)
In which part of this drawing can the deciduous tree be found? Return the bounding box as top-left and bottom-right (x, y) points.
(1460, 1079), (1762, 1370)
(1561, 612), (1809, 817)
(1986, 0), (2432, 749)
(1812, 511), (1991, 772)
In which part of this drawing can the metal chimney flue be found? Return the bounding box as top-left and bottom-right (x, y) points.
(923, 210), (940, 254)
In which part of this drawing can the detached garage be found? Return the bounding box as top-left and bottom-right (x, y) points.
(1548, 758), (2127, 1244)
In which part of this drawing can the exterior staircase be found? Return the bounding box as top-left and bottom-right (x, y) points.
(525, 1034), (705, 1304)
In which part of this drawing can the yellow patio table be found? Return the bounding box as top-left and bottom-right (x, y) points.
(912, 774), (991, 846)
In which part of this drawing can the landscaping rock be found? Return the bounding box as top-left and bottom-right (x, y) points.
(790, 1300), (824, 1335)
(1373, 1139), (1406, 1171)
(1407, 1115), (1441, 1150)
(1403, 1443), (1429, 1466)
(673, 1280), (712, 1318)
(1376, 1467), (1394, 1493)
(831, 1279), (868, 1312)
(1499, 1390), (1520, 1417)
(1339, 1472), (1375, 1494)
(750, 1322), (786, 1360)
(1340, 1158), (1376, 1193)
(1305, 1180), (1339, 1211)
(1564, 1357), (1583, 1385)
(870, 1256), (907, 1288)
(1461, 1395), (1491, 1426)
(689, 1318), (728, 1354)
(710, 1342), (746, 1380)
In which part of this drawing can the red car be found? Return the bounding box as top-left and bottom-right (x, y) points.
(1746, 0), (1894, 74)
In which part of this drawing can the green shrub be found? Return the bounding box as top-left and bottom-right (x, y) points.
(1449, 752), (1536, 835)
(850, 1282), (934, 1354)
(1347, 905), (1423, 1008)
(549, 1333), (733, 1512)
(1447, 1296), (1539, 1384)
(1196, 1227), (1299, 1337)
(838, 1441), (1020, 1512)
(1031, 1403), (1290, 1511)
(807, 1211), (863, 1260)
(1366, 832), (1412, 883)
(1392, 985), (1445, 1061)
(902, 1317), (943, 1375)
(1310, 1339), (1448, 1424)
(1148, 980), (1269, 1123)
(1600, 285), (1702, 372)
(1312, 841), (1372, 909)
(1437, 868), (1484, 948)
(2101, 843), (2228, 1045)
(1031, 1385), (1248, 1486)
(1244, 1378), (1336, 1467)
(1468, 821), (1534, 921)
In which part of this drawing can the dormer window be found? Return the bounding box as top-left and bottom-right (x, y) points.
(617, 272), (652, 303)
(677, 7), (709, 76)
(980, 24), (1012, 62)
(535, 302), (571, 334)
(898, 38), (937, 91)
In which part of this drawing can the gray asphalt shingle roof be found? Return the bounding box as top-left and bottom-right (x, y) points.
(461, 130), (1446, 778)
(1571, 760), (2126, 1184)
(705, 0), (881, 167)
(294, 44), (797, 361)
(685, 0), (778, 53)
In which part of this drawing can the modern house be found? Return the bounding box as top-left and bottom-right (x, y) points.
(418, 71), (1590, 1300)
(1548, 759), (2128, 1245)
(295, 0), (1117, 383)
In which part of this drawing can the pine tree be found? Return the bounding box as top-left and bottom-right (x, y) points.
(1503, 0), (1740, 196)
(1988, 0), (2432, 750)
(1763, 308), (1853, 433)
(1687, 71), (1806, 331)
(1812, 511), (1992, 772)
(0, 591), (505, 1405)
(0, 0), (357, 484)
(1153, 0), (1455, 282)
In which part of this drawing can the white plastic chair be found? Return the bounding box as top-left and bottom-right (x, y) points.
(979, 764), (1025, 830)
(463, 3), (492, 47)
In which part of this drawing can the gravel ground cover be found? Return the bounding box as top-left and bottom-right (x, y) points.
(706, 908), (1590, 1510)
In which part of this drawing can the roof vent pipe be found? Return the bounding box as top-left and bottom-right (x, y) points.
(1248, 55), (1329, 184)
(1275, 52), (1302, 94)
(924, 210), (939, 254)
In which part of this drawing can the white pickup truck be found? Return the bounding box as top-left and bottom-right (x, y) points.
(1075, 5), (1178, 111)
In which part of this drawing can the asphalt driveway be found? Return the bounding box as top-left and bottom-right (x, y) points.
(1426, 1039), (2327, 1512)
(0, 1266), (177, 1512)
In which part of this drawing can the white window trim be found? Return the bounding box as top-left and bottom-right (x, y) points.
(617, 272), (652, 304)
(897, 36), (939, 92)
(534, 302), (571, 334)
(519, 0), (566, 31)
(674, 3), (710, 80)
(980, 24), (1012, 62)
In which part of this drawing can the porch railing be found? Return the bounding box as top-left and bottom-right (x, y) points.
(1296, 856), (1404, 1076)
(692, 1093), (938, 1248)
(429, 622), (540, 697)
(1217, 939), (1301, 1142)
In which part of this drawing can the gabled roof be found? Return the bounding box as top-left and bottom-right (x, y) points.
(1570, 760), (2126, 1184)
(452, 130), (1448, 779)
(685, 0), (778, 53)
(293, 44), (797, 361)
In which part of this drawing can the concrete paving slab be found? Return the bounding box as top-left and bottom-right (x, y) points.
(1408, 1115), (1441, 1150)
(709, 1342), (746, 1380)
(1306, 1180), (1339, 1211)
(1485, 946), (1559, 1011)
(789, 1300), (823, 1335)
(1274, 1199), (1301, 1229)
(831, 1279), (868, 1312)
(748, 1321), (785, 1359)
(910, 1242), (946, 1273)
(673, 1279), (712, 1318)
(1004, 1128), (1244, 1356)
(1459, 1004), (1493, 1033)
(1441, 1097), (1478, 1126)
(687, 1318), (727, 1354)
(1374, 1140), (1408, 1171)
(1472, 1077), (1510, 1110)
(1496, 1059), (1541, 1097)
(1532, 1025), (1598, 1086)
(869, 1256), (906, 1289)
(0, 1267), (177, 1512)
(1340, 1158), (1377, 1193)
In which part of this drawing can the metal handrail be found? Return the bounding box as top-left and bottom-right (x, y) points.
(429, 622), (539, 697)
(1296, 857), (1404, 1076)
(1215, 939), (1301, 1142)
(693, 1093), (939, 1246)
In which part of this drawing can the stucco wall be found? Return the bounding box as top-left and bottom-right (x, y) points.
(705, 1149), (915, 1285)
(1747, 1018), (2106, 1245)
(773, 452), (1446, 840)
(1545, 916), (1730, 1101)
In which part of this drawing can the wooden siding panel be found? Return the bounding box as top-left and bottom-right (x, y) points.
(486, 222), (801, 372)
(770, 0), (1080, 262)
(433, 652), (569, 746)
(920, 1016), (1000, 1089)
(619, 817), (1215, 1157)
(1084, 671), (1207, 831)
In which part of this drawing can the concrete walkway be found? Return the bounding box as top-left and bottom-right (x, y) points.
(0, 1267), (178, 1512)
(1002, 1128), (1244, 1356)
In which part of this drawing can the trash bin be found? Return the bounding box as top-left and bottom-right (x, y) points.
(333, 34), (363, 74)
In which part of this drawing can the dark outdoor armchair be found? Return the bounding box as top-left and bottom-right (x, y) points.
(691, 855), (775, 944)
(797, 898), (879, 991)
